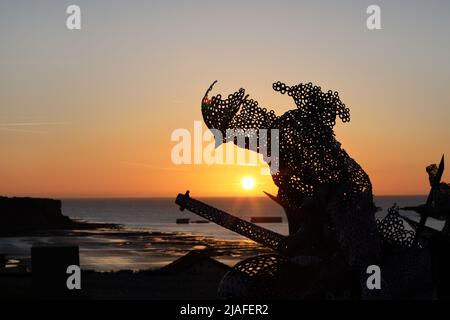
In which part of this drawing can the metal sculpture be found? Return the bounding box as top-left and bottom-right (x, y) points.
(376, 205), (415, 247)
(176, 191), (288, 252)
(201, 81), (382, 296)
(176, 191), (337, 257)
(174, 81), (449, 299)
(401, 155), (450, 238)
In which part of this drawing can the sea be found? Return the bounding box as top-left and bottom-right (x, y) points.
(1, 195), (444, 271)
(61, 195), (436, 239)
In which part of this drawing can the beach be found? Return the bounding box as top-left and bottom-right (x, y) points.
(0, 195), (439, 272)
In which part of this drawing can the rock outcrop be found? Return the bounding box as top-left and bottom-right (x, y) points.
(0, 196), (114, 236)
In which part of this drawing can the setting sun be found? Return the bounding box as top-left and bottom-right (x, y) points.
(242, 177), (256, 190)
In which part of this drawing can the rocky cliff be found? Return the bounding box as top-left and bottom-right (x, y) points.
(0, 196), (114, 236)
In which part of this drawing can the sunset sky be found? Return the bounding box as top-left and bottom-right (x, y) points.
(1, 0), (450, 198)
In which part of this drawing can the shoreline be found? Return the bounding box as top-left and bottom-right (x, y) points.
(0, 227), (261, 299)
(0, 226), (272, 273)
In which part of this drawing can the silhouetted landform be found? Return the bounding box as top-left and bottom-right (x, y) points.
(0, 196), (118, 236)
(250, 216), (282, 223)
(160, 250), (230, 275)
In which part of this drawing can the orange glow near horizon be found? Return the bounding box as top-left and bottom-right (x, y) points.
(1, 2), (449, 198)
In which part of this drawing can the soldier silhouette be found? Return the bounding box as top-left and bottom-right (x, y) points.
(201, 81), (388, 298)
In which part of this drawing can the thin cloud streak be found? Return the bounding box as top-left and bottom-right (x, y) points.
(0, 122), (68, 126)
(0, 127), (45, 134)
(120, 161), (188, 172)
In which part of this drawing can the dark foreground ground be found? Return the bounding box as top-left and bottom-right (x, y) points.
(0, 269), (227, 300)
(0, 249), (232, 299)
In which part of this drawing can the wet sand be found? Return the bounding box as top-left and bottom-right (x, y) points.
(0, 227), (272, 272)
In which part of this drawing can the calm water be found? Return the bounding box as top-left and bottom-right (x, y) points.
(61, 195), (433, 238)
(63, 196), (290, 239)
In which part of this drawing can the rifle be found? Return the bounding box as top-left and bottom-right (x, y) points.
(175, 191), (293, 253)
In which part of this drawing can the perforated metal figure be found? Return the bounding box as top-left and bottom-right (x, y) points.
(201, 81), (385, 298)
(427, 163), (450, 217)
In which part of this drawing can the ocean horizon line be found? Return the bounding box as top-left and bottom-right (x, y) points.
(0, 194), (427, 200)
